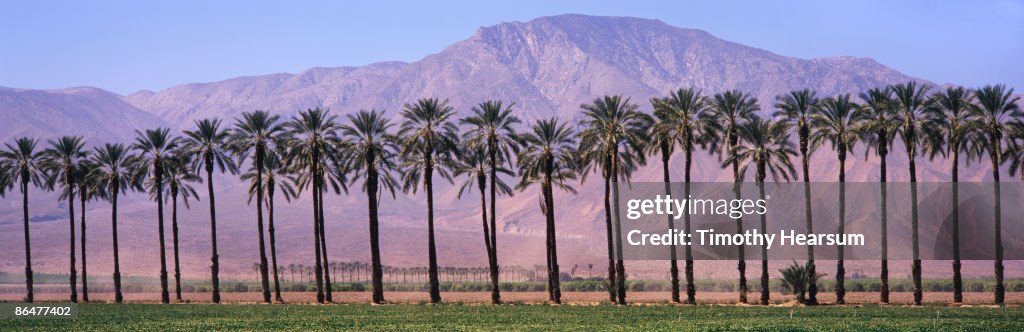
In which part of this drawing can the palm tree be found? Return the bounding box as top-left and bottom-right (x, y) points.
(578, 95), (651, 305)
(927, 86), (980, 303)
(397, 98), (460, 304)
(649, 88), (716, 304)
(41, 136), (88, 303)
(452, 146), (515, 299)
(708, 90), (760, 304)
(971, 84), (1021, 305)
(891, 81), (932, 306)
(229, 111), (285, 304)
(810, 94), (862, 305)
(773, 89), (821, 305)
(1, 138), (44, 303)
(150, 151), (200, 302)
(516, 118), (578, 304)
(461, 100), (521, 304)
(858, 87), (898, 304)
(182, 118), (238, 304)
(339, 110), (401, 304)
(77, 159), (103, 302)
(725, 117), (797, 305)
(241, 147), (296, 303)
(131, 128), (181, 304)
(282, 108), (341, 303)
(92, 143), (137, 303)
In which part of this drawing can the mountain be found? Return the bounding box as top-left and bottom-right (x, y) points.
(2, 14), (1015, 280)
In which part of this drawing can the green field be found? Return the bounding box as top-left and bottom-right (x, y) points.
(1, 304), (1021, 331)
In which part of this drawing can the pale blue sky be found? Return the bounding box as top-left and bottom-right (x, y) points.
(1, 0), (1021, 94)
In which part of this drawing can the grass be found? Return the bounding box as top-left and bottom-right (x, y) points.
(1, 303), (1022, 331)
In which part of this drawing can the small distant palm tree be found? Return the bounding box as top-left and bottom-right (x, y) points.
(131, 128), (182, 304)
(147, 151), (200, 302)
(649, 88), (717, 304)
(725, 117), (797, 305)
(92, 143), (138, 303)
(1, 137), (45, 303)
(182, 118), (238, 304)
(858, 87), (898, 304)
(228, 111), (286, 304)
(282, 108), (342, 303)
(927, 86), (981, 304)
(461, 100), (521, 304)
(241, 147), (296, 303)
(398, 98), (460, 304)
(41, 136), (88, 303)
(891, 81), (932, 306)
(708, 90), (760, 304)
(971, 84), (1021, 305)
(773, 89), (820, 305)
(810, 94), (863, 305)
(339, 110), (401, 304)
(516, 118), (578, 304)
(578, 95), (651, 305)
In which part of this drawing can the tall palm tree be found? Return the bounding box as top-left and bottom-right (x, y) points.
(77, 159), (103, 302)
(41, 136), (88, 303)
(282, 108), (341, 303)
(92, 143), (137, 303)
(773, 89), (821, 305)
(150, 152), (200, 302)
(725, 117), (797, 305)
(516, 118), (578, 304)
(858, 87), (898, 304)
(891, 81), (932, 306)
(131, 128), (181, 304)
(649, 88), (717, 304)
(182, 118), (238, 304)
(398, 98), (460, 304)
(971, 84), (1021, 305)
(708, 90), (760, 304)
(1, 138), (44, 303)
(241, 148), (296, 303)
(578, 95), (651, 305)
(927, 86), (980, 303)
(229, 111), (285, 304)
(810, 94), (862, 305)
(339, 110), (401, 304)
(460, 100), (521, 304)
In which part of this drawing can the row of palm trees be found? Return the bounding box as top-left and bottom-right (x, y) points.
(1, 81), (1019, 306)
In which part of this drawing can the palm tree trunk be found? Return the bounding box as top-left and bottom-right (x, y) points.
(952, 147), (963, 303)
(477, 174), (497, 304)
(205, 157), (221, 304)
(254, 147), (271, 304)
(80, 190), (89, 302)
(426, 155), (441, 304)
(367, 157), (385, 304)
(730, 133), (747, 304)
(22, 178), (34, 303)
(156, 162), (170, 304)
(67, 179), (78, 303)
(660, 143), (680, 303)
(318, 178), (333, 302)
(171, 189), (182, 302)
(836, 153), (846, 305)
(879, 146), (889, 304)
(801, 125), (817, 305)
(488, 140), (501, 304)
(991, 136), (1004, 304)
(311, 166), (325, 303)
(544, 158), (561, 304)
(684, 133), (696, 304)
(758, 164), (769, 305)
(611, 152), (626, 305)
(268, 184), (283, 303)
(112, 188), (122, 304)
(909, 140), (922, 306)
(602, 161), (616, 303)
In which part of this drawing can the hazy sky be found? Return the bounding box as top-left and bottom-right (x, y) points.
(2, 0), (1021, 94)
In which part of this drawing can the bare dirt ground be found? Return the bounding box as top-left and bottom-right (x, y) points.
(2, 291), (1021, 305)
